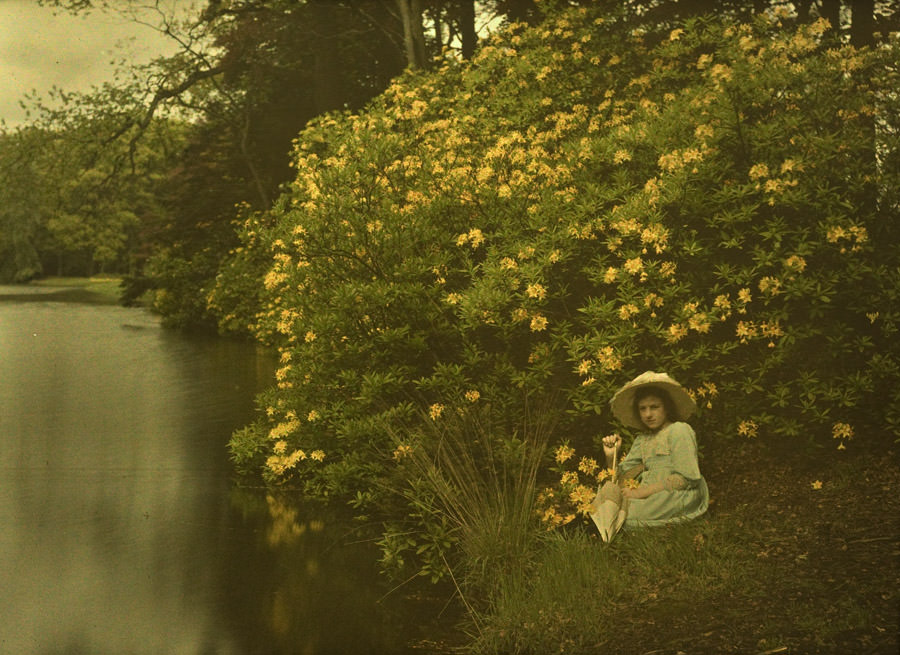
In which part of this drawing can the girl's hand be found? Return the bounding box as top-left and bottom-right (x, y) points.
(623, 483), (663, 500)
(602, 434), (622, 460)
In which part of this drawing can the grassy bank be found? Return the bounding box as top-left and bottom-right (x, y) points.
(25, 276), (124, 304)
(430, 441), (899, 655)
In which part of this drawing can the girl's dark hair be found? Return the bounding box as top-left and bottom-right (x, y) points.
(633, 385), (680, 422)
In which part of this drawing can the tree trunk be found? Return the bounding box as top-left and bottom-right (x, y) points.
(396, 0), (426, 69)
(500, 0), (536, 24)
(458, 0), (476, 60)
(310, 0), (345, 113)
(850, 0), (875, 46)
(795, 0), (813, 22)
(820, 0), (842, 34)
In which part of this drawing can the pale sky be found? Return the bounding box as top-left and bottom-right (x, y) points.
(0, 0), (191, 127)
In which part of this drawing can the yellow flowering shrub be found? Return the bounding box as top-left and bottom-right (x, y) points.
(218, 5), (899, 519)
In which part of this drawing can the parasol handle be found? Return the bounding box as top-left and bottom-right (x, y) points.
(612, 446), (618, 484)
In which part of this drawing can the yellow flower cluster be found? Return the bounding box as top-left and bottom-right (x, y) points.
(269, 418), (300, 440)
(749, 160), (801, 205)
(618, 303), (639, 321)
(666, 324), (688, 343)
(539, 437), (632, 528)
(266, 449), (307, 476)
(737, 419), (759, 438)
(530, 314), (549, 332)
(826, 224), (868, 253)
(457, 228), (485, 248)
(569, 484), (596, 515)
(578, 456), (599, 475)
(690, 381), (719, 409)
(784, 255), (807, 273)
(832, 422), (854, 450)
(393, 444), (414, 461)
(758, 276), (782, 296)
(526, 283), (547, 300)
(658, 146), (706, 174)
(595, 346), (623, 372)
(736, 319), (784, 346)
(554, 444), (575, 464)
(640, 224), (669, 253)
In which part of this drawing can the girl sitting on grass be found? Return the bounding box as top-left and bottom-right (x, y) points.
(593, 371), (709, 532)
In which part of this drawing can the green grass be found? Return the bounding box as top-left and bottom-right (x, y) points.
(29, 276), (124, 302)
(468, 520), (749, 654)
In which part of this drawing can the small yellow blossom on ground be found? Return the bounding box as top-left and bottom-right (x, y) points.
(811, 480), (823, 490)
(465, 389), (481, 403)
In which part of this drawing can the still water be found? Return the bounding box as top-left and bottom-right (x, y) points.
(0, 289), (449, 654)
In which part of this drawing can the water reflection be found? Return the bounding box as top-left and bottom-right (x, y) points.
(0, 294), (447, 654)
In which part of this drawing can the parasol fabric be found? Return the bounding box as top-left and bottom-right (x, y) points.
(589, 481), (627, 543)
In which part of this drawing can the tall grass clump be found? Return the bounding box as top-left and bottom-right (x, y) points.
(382, 397), (555, 615)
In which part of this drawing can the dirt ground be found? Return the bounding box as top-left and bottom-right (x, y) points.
(621, 439), (900, 655)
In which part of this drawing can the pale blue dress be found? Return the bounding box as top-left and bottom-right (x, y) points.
(617, 422), (709, 528)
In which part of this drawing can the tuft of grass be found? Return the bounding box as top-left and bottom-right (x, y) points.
(391, 398), (557, 629)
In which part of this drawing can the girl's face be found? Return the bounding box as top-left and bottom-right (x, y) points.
(637, 394), (670, 432)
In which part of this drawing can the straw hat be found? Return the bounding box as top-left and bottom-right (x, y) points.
(609, 371), (696, 430)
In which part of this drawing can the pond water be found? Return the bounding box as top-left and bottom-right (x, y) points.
(0, 288), (453, 654)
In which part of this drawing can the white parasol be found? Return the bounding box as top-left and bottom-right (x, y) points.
(589, 447), (627, 542)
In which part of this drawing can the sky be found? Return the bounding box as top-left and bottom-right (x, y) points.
(0, 0), (191, 127)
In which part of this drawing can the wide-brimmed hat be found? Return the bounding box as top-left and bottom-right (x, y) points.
(609, 370), (696, 430)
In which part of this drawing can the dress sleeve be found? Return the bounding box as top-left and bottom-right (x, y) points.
(666, 422), (702, 482)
